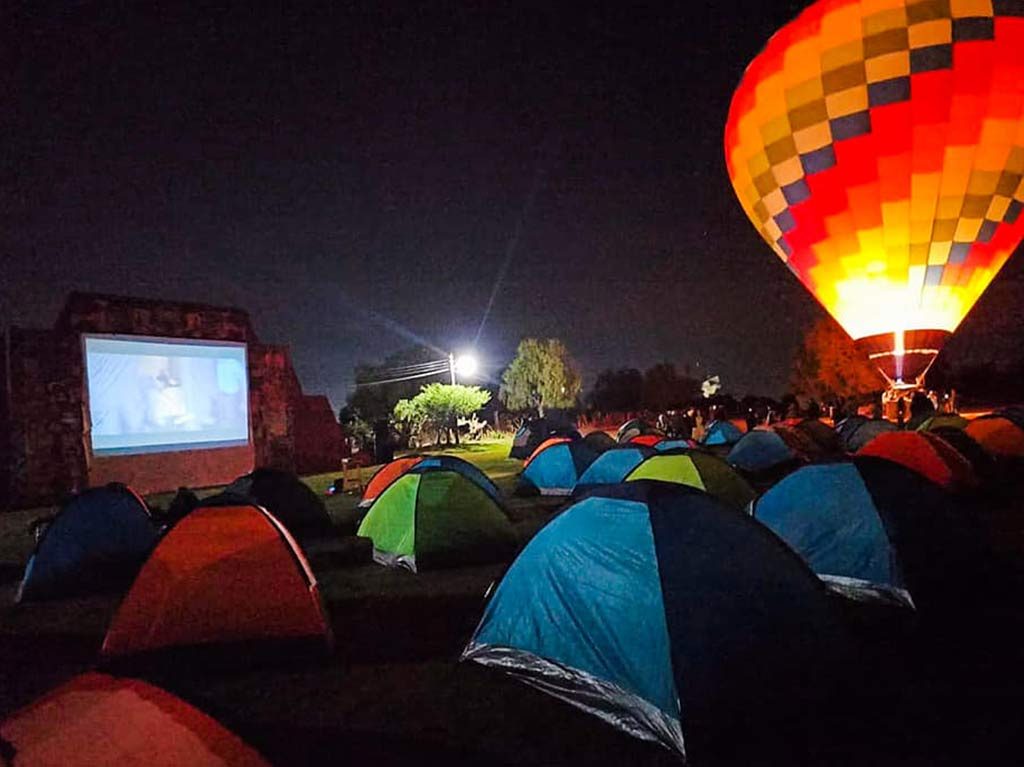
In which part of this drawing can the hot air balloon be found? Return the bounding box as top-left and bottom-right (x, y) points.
(725, 1), (1024, 390)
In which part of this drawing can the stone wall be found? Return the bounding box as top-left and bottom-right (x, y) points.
(1, 292), (346, 509)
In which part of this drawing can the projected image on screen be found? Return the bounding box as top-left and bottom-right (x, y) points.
(85, 336), (250, 455)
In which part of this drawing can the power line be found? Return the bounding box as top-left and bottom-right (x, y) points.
(368, 359), (450, 374)
(355, 367), (450, 387)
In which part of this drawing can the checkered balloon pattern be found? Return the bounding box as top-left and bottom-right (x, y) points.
(725, 0), (1024, 343)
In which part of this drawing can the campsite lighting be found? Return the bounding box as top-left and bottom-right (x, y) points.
(452, 352), (478, 381)
(724, 0), (1024, 391)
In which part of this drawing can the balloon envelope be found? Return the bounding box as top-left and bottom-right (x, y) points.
(725, 2), (1024, 385)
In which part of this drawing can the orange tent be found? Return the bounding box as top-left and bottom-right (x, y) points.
(965, 417), (1024, 459)
(858, 431), (976, 492)
(0, 672), (268, 766)
(524, 436), (572, 466)
(359, 456), (424, 507)
(101, 504), (332, 660)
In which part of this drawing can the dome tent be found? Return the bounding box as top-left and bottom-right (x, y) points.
(17, 484), (157, 603)
(858, 430), (976, 492)
(700, 420), (744, 447)
(582, 430), (617, 452)
(654, 438), (696, 451)
(518, 440), (599, 496)
(223, 468), (334, 538)
(0, 673), (269, 767)
(573, 445), (656, 496)
(966, 415), (1024, 459)
(625, 451), (756, 511)
(357, 465), (517, 571)
(752, 458), (985, 609)
(837, 417), (897, 452)
(463, 482), (849, 759)
(359, 455), (425, 508)
(101, 504), (332, 662)
(726, 429), (803, 478)
(509, 418), (581, 460)
(616, 419), (662, 444)
(359, 454), (502, 509)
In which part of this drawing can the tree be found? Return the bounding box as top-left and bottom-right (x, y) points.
(347, 345), (448, 422)
(500, 338), (582, 416)
(588, 368), (644, 411)
(642, 362), (701, 411)
(393, 383), (491, 446)
(790, 316), (884, 402)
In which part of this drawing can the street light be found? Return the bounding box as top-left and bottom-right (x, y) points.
(449, 352), (478, 383)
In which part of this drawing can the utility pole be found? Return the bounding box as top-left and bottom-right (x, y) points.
(448, 352), (457, 385)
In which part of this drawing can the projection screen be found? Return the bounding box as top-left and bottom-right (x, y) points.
(84, 335), (250, 456)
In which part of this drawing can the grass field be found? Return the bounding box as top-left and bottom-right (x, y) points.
(2, 438), (1024, 765)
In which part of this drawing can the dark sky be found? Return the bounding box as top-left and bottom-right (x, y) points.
(2, 2), (1019, 406)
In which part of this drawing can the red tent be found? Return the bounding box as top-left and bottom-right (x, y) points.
(0, 673), (268, 766)
(359, 455), (424, 507)
(629, 434), (665, 447)
(858, 431), (976, 491)
(101, 504), (332, 659)
(966, 416), (1024, 459)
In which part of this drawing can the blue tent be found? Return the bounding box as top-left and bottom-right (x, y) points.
(464, 482), (847, 758)
(17, 485), (157, 603)
(701, 420), (743, 446)
(518, 440), (599, 496)
(654, 439), (694, 452)
(727, 430), (800, 475)
(752, 457), (983, 609)
(410, 455), (503, 504)
(573, 445), (655, 495)
(836, 417), (896, 452)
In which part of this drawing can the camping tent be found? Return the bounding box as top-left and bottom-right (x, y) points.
(101, 504), (332, 660)
(359, 455), (425, 507)
(616, 419), (662, 444)
(858, 431), (976, 491)
(726, 429), (803, 478)
(835, 417), (897, 452)
(792, 419), (843, 454)
(965, 415), (1024, 459)
(625, 451), (756, 510)
(582, 431), (617, 453)
(700, 420), (744, 447)
(463, 481), (847, 759)
(359, 454), (501, 509)
(654, 438), (696, 451)
(1, 672), (267, 766)
(518, 440), (599, 496)
(357, 466), (517, 571)
(834, 415), (867, 443)
(509, 418), (581, 460)
(523, 436), (573, 466)
(917, 413), (969, 432)
(573, 445), (656, 495)
(223, 468), (334, 537)
(17, 484), (157, 603)
(930, 427), (995, 480)
(0, 672), (269, 766)
(752, 457), (984, 609)
(629, 434), (665, 448)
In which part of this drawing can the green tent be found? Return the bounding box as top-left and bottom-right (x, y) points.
(625, 451), (757, 510)
(356, 467), (518, 571)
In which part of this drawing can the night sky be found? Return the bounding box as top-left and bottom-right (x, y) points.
(3, 2), (1019, 406)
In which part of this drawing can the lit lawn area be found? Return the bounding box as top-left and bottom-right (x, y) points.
(307, 436), (523, 533)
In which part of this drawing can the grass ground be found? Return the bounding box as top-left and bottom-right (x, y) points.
(2, 437), (1024, 765)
